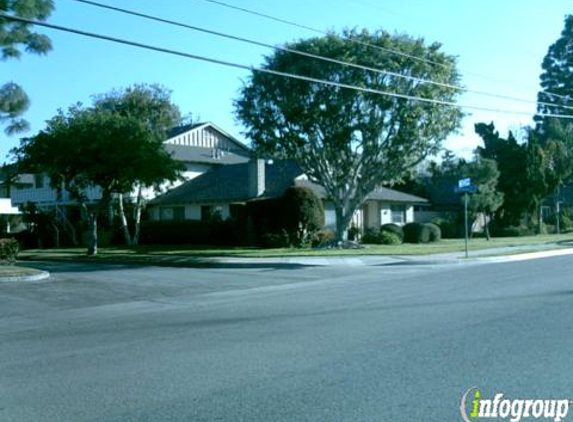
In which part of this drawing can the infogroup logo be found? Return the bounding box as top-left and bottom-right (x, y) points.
(460, 387), (571, 422)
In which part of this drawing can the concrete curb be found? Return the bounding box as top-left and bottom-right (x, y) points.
(473, 248), (573, 263)
(0, 270), (50, 283)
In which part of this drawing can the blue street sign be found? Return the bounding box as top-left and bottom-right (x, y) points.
(458, 178), (471, 189)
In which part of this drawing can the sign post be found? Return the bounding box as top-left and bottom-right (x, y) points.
(464, 192), (469, 258)
(456, 178), (477, 259)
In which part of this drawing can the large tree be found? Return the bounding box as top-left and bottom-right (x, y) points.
(533, 14), (573, 232)
(1, 0), (54, 134)
(235, 29), (463, 240)
(13, 87), (183, 255)
(536, 14), (573, 124)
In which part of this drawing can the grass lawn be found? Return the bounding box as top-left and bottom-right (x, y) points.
(16, 233), (573, 266)
(0, 265), (45, 277)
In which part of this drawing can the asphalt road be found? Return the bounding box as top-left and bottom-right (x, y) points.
(1, 257), (573, 422)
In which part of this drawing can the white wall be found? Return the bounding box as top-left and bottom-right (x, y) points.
(364, 201), (380, 229)
(406, 205), (414, 223)
(380, 204), (392, 225)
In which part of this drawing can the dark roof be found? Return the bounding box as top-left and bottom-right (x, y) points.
(151, 160), (428, 206)
(164, 144), (250, 165)
(150, 160), (302, 205)
(295, 179), (428, 203)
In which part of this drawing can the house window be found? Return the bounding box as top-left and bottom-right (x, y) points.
(34, 174), (44, 189)
(160, 206), (185, 221)
(160, 207), (174, 221)
(173, 206), (185, 221)
(201, 205), (223, 221)
(391, 205), (406, 224)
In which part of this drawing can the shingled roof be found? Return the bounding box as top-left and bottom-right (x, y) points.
(150, 160), (428, 206)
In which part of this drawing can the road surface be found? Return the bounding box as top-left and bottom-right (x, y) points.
(1, 257), (572, 421)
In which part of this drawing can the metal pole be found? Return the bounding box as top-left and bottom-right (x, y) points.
(464, 192), (469, 259)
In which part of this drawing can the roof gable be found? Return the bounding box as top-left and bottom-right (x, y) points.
(165, 122), (249, 152)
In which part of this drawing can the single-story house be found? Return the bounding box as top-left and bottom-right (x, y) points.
(148, 159), (428, 231)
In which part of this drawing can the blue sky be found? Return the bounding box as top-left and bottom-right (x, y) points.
(1, 0), (571, 162)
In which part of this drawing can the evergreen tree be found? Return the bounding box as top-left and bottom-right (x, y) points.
(1, 0), (54, 134)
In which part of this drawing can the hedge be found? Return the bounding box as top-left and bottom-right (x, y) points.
(139, 220), (240, 245)
(403, 222), (442, 243)
(380, 223), (404, 241)
(362, 229), (401, 245)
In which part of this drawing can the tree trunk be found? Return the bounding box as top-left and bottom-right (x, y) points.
(118, 193), (133, 245)
(133, 186), (143, 246)
(484, 213), (491, 241)
(334, 205), (353, 242)
(555, 185), (561, 234)
(537, 202), (543, 234)
(87, 212), (98, 256)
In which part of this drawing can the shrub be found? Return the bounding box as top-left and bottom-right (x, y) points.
(261, 231), (290, 248)
(348, 225), (361, 241)
(426, 223), (441, 242)
(0, 238), (19, 264)
(403, 222), (430, 243)
(280, 186), (325, 246)
(490, 225), (534, 237)
(362, 228), (401, 245)
(312, 229), (335, 247)
(139, 220), (239, 245)
(380, 223), (404, 241)
(432, 217), (460, 239)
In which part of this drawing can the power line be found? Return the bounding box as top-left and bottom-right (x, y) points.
(71, 0), (573, 112)
(3, 13), (573, 121)
(193, 0), (448, 68)
(193, 0), (573, 105)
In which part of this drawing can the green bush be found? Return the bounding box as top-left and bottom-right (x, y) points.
(432, 217), (460, 239)
(0, 238), (19, 264)
(348, 225), (361, 241)
(490, 225), (535, 237)
(403, 222), (430, 243)
(139, 220), (239, 245)
(281, 186), (325, 247)
(380, 223), (404, 241)
(403, 222), (441, 243)
(312, 229), (335, 247)
(426, 223), (441, 242)
(362, 228), (402, 245)
(261, 231), (290, 248)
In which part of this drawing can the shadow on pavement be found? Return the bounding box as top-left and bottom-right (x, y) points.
(21, 260), (316, 273)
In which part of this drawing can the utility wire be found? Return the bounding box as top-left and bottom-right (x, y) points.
(71, 0), (573, 112)
(194, 0), (572, 105)
(3, 13), (573, 120)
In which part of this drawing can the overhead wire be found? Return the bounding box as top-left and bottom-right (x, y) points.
(71, 0), (573, 112)
(193, 0), (573, 105)
(3, 13), (573, 120)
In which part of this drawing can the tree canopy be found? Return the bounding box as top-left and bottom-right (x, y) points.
(13, 85), (183, 253)
(536, 14), (573, 125)
(235, 29), (463, 240)
(1, 0), (54, 134)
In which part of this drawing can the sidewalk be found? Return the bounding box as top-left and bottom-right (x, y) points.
(205, 242), (573, 267)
